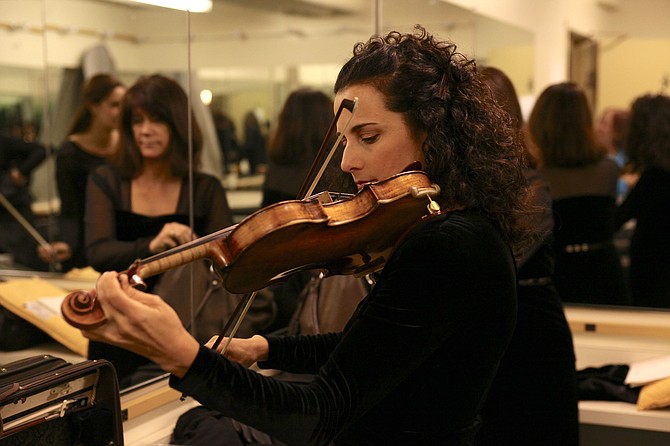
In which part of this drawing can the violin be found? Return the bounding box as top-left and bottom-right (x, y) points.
(60, 170), (441, 330)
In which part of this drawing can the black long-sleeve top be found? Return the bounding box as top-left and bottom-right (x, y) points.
(84, 163), (234, 385)
(55, 140), (109, 268)
(0, 136), (46, 178)
(0, 136), (46, 209)
(615, 166), (670, 307)
(85, 164), (233, 273)
(171, 210), (518, 446)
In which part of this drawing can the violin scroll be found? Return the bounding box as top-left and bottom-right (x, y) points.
(61, 260), (150, 329)
(61, 290), (107, 329)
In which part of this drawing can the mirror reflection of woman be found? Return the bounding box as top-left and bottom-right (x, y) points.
(479, 66), (579, 446)
(616, 94), (670, 308)
(39, 73), (126, 270)
(84, 74), (234, 387)
(530, 82), (629, 306)
(80, 27), (537, 444)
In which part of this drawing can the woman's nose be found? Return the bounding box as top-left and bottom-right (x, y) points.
(138, 120), (152, 133)
(340, 144), (359, 173)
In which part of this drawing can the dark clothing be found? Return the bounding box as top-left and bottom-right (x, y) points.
(171, 210), (518, 446)
(551, 195), (629, 305)
(261, 159), (312, 207)
(0, 136), (46, 270)
(55, 140), (109, 269)
(0, 136), (46, 183)
(241, 127), (266, 174)
(541, 158), (628, 305)
(85, 164), (233, 387)
(85, 164), (233, 272)
(615, 166), (670, 308)
(476, 169), (579, 446)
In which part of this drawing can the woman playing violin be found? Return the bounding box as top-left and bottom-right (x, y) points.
(82, 26), (536, 445)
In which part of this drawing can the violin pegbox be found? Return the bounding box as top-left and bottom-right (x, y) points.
(409, 183), (442, 215)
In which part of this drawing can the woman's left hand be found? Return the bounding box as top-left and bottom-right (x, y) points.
(81, 271), (200, 378)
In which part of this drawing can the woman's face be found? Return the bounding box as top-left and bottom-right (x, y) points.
(91, 86), (126, 130)
(131, 109), (171, 159)
(335, 84), (425, 189)
(596, 109), (616, 152)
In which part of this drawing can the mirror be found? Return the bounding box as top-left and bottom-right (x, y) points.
(0, 0), (536, 386)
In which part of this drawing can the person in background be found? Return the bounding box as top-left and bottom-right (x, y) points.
(38, 73), (126, 270)
(0, 132), (46, 270)
(83, 74), (236, 387)
(529, 82), (629, 306)
(478, 66), (579, 446)
(261, 87), (334, 207)
(239, 110), (267, 175)
(78, 26), (537, 445)
(212, 110), (239, 175)
(615, 94), (670, 308)
(596, 107), (632, 201)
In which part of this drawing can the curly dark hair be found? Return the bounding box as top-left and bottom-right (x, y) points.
(114, 74), (202, 179)
(626, 93), (670, 173)
(334, 25), (534, 255)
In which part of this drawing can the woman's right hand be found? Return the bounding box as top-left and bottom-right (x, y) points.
(149, 222), (196, 254)
(206, 334), (269, 368)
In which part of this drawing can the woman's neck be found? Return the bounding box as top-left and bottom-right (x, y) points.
(132, 161), (181, 216)
(72, 126), (117, 157)
(136, 159), (176, 183)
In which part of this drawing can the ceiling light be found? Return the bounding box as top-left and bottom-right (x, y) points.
(129, 0), (212, 13)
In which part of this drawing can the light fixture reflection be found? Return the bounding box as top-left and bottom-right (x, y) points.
(200, 89), (213, 106)
(129, 0), (213, 13)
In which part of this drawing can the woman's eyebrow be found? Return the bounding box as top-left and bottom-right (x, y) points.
(350, 122), (378, 133)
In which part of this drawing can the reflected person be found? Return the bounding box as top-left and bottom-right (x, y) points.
(529, 82), (629, 306)
(615, 94), (670, 308)
(84, 74), (235, 388)
(478, 66), (579, 446)
(39, 73), (126, 270)
(0, 131), (46, 270)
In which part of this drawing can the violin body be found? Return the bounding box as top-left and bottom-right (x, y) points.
(61, 170), (440, 329)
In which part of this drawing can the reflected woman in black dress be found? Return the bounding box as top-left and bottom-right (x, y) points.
(84, 74), (234, 387)
(616, 94), (670, 308)
(39, 74), (125, 270)
(479, 67), (579, 446)
(529, 82), (629, 306)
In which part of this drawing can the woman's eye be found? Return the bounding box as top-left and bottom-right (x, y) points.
(362, 134), (379, 144)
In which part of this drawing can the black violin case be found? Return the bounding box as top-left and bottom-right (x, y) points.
(0, 354), (123, 445)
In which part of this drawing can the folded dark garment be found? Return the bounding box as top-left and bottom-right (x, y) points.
(576, 364), (640, 403)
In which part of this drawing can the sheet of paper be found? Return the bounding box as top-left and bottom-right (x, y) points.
(625, 355), (670, 387)
(24, 296), (65, 320)
(0, 278), (88, 357)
